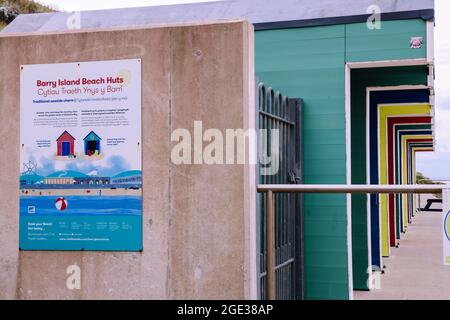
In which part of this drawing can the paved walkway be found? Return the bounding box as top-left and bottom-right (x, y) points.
(354, 209), (450, 300)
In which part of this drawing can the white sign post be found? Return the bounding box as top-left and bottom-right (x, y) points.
(443, 189), (450, 265)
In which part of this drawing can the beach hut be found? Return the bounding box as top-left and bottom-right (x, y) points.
(365, 88), (431, 267)
(3, 0), (436, 300)
(83, 131), (101, 156)
(56, 130), (75, 156)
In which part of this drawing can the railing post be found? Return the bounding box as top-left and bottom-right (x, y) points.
(266, 190), (276, 300)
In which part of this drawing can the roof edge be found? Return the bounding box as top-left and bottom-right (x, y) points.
(0, 17), (248, 37)
(255, 9), (434, 31)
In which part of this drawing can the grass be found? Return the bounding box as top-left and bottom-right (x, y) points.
(0, 0), (54, 30)
(0, 0), (54, 14)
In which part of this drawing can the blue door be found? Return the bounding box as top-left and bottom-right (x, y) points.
(62, 142), (70, 156)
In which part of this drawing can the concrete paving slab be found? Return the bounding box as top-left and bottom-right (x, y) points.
(354, 210), (450, 300)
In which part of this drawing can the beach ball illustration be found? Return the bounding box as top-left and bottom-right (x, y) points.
(55, 197), (68, 211)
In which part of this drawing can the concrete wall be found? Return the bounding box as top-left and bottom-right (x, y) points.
(0, 20), (256, 299)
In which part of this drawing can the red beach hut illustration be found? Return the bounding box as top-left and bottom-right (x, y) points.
(56, 131), (75, 156)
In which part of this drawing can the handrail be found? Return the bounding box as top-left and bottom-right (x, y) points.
(257, 184), (445, 194)
(259, 184), (446, 300)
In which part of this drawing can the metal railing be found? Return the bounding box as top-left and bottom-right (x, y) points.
(257, 81), (303, 300)
(257, 184), (446, 300)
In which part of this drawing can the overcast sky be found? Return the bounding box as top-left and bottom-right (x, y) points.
(416, 0), (450, 180)
(35, 0), (450, 179)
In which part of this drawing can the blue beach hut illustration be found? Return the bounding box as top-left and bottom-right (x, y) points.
(83, 131), (101, 156)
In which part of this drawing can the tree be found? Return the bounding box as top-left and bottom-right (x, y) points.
(416, 171), (443, 198)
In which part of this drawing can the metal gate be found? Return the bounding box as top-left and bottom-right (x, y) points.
(257, 82), (304, 300)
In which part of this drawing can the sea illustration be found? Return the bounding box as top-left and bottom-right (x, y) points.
(20, 195), (141, 216)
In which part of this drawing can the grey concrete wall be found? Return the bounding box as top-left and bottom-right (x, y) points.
(0, 20), (256, 299)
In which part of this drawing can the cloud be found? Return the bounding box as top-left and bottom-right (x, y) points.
(36, 156), (56, 176)
(101, 155), (131, 176)
(34, 154), (131, 177)
(64, 155), (131, 177)
(87, 170), (98, 176)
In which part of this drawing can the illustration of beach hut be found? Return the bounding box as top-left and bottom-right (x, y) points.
(56, 131), (75, 156)
(83, 131), (101, 156)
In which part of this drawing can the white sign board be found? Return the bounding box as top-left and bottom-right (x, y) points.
(19, 59), (142, 251)
(443, 189), (450, 265)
